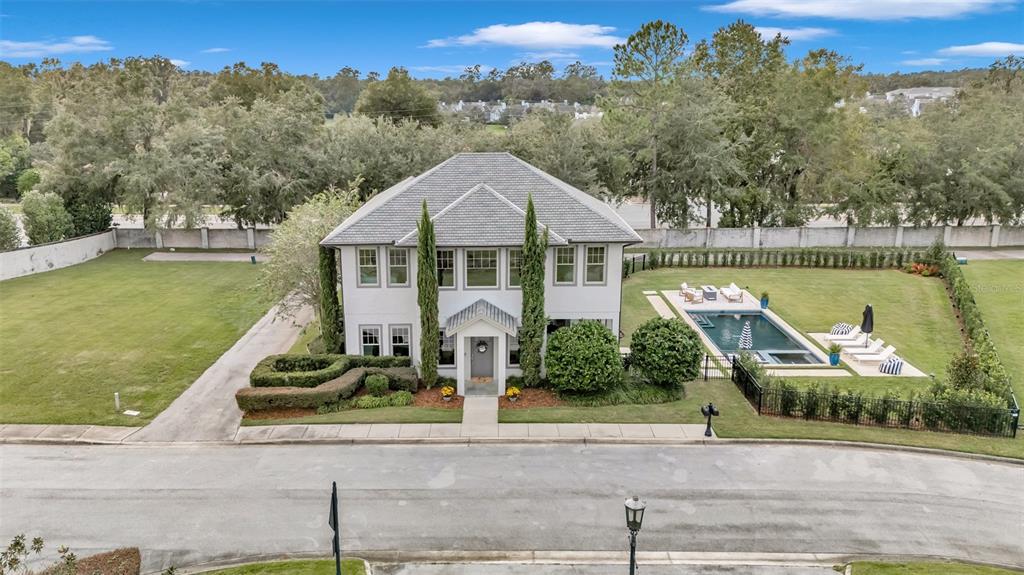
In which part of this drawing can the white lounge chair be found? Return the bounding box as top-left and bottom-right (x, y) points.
(720, 283), (743, 302)
(679, 282), (703, 303)
(826, 326), (862, 342)
(838, 333), (870, 348)
(855, 345), (897, 364)
(846, 339), (885, 356)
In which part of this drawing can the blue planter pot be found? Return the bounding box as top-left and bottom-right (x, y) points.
(829, 353), (841, 366)
(760, 297), (769, 309)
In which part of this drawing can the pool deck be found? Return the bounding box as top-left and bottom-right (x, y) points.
(659, 289), (844, 377)
(808, 333), (927, 378)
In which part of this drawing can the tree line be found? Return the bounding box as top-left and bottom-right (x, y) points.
(0, 19), (1021, 244)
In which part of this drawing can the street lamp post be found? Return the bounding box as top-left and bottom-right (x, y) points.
(700, 402), (720, 437)
(624, 496), (646, 575)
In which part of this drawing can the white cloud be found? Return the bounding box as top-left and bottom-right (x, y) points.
(0, 35), (112, 58)
(201, 47), (231, 53)
(706, 0), (1014, 20)
(426, 22), (624, 49)
(900, 58), (949, 66)
(169, 59), (190, 68)
(754, 26), (836, 41)
(520, 51), (580, 61)
(939, 41), (1024, 56)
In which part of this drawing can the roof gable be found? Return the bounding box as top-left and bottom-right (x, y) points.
(395, 184), (567, 247)
(321, 152), (642, 246)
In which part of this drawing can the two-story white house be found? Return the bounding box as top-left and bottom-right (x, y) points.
(320, 152), (642, 396)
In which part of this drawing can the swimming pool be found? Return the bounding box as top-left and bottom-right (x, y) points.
(688, 311), (825, 365)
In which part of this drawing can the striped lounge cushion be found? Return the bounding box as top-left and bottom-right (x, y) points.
(830, 322), (853, 336)
(879, 356), (904, 375)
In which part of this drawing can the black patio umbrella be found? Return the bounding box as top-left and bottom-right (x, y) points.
(861, 304), (874, 347)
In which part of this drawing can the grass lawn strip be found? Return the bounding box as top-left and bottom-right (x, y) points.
(849, 561), (1021, 574)
(959, 261), (1024, 400)
(199, 559), (365, 575)
(0, 249), (274, 425)
(242, 406), (462, 425)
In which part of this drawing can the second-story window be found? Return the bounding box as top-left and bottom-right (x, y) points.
(507, 248), (523, 288)
(388, 248), (409, 286)
(437, 249), (455, 288)
(465, 249), (498, 288)
(585, 246), (606, 284)
(555, 246), (575, 284)
(357, 247), (379, 286)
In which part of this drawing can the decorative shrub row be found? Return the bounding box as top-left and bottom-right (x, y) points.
(250, 354), (411, 388)
(939, 253), (1013, 400)
(624, 247), (923, 276)
(237, 363), (417, 412)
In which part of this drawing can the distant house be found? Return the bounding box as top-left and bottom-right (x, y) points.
(321, 152), (641, 396)
(884, 86), (957, 117)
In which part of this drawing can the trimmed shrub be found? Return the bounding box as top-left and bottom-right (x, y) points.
(365, 374), (389, 397)
(545, 320), (622, 394)
(629, 318), (703, 389)
(389, 390), (414, 406)
(236, 367), (366, 411)
(250, 354), (411, 388)
(355, 395), (392, 409)
(366, 366), (418, 391)
(0, 207), (19, 251)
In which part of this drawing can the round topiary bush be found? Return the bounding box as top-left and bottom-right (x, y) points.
(365, 374), (389, 397)
(629, 318), (703, 388)
(544, 320), (622, 394)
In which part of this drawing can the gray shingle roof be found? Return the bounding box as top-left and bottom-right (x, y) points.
(321, 152), (641, 247)
(395, 184), (567, 247)
(445, 298), (518, 336)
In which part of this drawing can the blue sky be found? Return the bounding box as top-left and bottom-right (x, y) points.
(1, 1), (1022, 77)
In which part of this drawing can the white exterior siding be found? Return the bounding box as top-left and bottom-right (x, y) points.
(340, 243), (625, 363)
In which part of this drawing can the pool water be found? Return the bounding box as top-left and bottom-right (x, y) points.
(688, 311), (823, 365)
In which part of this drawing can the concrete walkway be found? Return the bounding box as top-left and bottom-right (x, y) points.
(461, 397), (499, 437)
(232, 422), (714, 443)
(128, 303), (313, 442)
(143, 252), (267, 262)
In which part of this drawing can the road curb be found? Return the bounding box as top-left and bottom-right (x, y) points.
(162, 551), (1024, 574)
(3, 435), (1021, 466)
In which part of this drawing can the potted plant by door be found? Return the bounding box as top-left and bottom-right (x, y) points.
(828, 343), (842, 366)
(760, 291), (770, 309)
(505, 386), (521, 403)
(441, 385), (455, 402)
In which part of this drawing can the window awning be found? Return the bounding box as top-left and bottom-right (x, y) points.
(444, 299), (518, 337)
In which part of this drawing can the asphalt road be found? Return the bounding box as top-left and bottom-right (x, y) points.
(1, 443), (1021, 572)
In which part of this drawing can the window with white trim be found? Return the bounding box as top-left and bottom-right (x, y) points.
(507, 248), (523, 287)
(390, 325), (411, 357)
(508, 334), (521, 366)
(555, 246), (575, 284)
(437, 249), (455, 288)
(388, 248), (409, 286)
(361, 326), (381, 356)
(585, 246), (606, 284)
(465, 249), (498, 288)
(439, 334), (456, 366)
(357, 248), (378, 286)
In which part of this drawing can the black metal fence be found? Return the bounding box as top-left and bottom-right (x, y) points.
(729, 357), (1020, 438)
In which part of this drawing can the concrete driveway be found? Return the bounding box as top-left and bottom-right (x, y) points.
(1, 443), (1020, 572)
(128, 304), (312, 442)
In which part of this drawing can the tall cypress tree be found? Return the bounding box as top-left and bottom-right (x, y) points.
(520, 194), (547, 387)
(318, 245), (342, 352)
(417, 200), (439, 387)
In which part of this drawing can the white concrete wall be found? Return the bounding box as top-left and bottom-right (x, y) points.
(638, 225), (1024, 248)
(0, 230), (115, 281)
(340, 243), (626, 366)
(113, 227), (269, 249)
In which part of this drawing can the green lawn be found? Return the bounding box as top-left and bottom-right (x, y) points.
(244, 406), (462, 425)
(960, 261), (1024, 400)
(201, 559), (364, 575)
(0, 249), (274, 425)
(288, 319), (322, 354)
(849, 561), (1021, 575)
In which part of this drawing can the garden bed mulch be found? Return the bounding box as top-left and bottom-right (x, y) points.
(500, 388), (564, 409)
(243, 384), (463, 420)
(40, 548), (141, 575)
(413, 387), (464, 408)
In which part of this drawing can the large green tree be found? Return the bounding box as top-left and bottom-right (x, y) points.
(519, 194), (547, 387)
(609, 20), (689, 228)
(416, 201), (439, 387)
(356, 67), (440, 127)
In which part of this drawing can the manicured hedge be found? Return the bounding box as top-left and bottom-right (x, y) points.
(237, 367), (367, 411)
(545, 321), (623, 394)
(629, 318), (703, 388)
(623, 247), (923, 277)
(250, 354), (411, 388)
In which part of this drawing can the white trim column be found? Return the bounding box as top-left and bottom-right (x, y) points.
(456, 336), (467, 396)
